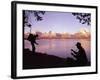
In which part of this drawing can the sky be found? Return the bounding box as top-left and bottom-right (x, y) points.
(24, 10), (91, 34)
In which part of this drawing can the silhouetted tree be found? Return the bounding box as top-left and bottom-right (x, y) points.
(23, 10), (45, 33)
(72, 13), (91, 25)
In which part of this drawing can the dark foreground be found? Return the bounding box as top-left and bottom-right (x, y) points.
(23, 49), (90, 69)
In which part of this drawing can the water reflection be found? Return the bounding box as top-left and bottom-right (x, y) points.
(24, 39), (90, 61)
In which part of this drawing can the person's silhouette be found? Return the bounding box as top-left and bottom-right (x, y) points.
(71, 42), (88, 66)
(27, 34), (38, 53)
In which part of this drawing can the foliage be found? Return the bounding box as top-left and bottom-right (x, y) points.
(23, 10), (45, 28)
(72, 13), (91, 25)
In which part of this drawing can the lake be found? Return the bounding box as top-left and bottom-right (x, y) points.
(24, 39), (91, 61)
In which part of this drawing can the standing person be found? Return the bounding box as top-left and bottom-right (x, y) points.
(71, 42), (88, 66)
(27, 34), (39, 53)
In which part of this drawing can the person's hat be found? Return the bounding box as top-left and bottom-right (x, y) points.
(76, 42), (81, 46)
(35, 34), (38, 37)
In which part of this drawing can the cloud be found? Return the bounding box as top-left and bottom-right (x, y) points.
(24, 28), (90, 39)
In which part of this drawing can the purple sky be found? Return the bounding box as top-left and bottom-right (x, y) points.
(24, 11), (91, 34)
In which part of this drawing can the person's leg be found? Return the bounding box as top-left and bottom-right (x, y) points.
(31, 42), (35, 53)
(33, 46), (35, 53)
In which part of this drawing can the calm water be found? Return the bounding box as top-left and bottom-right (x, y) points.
(24, 39), (91, 61)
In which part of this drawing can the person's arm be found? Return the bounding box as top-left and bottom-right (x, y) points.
(71, 49), (77, 54)
(34, 41), (38, 45)
(71, 53), (77, 58)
